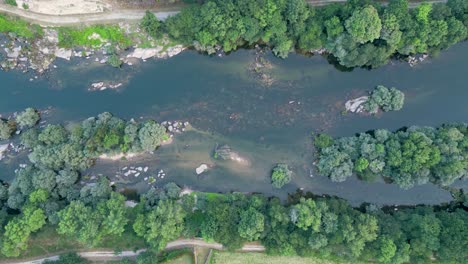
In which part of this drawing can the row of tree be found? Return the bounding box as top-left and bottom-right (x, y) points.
(3, 180), (467, 264)
(314, 123), (468, 189)
(141, 0), (468, 68)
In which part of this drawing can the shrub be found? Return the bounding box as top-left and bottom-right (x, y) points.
(16, 108), (40, 128)
(5, 0), (17, 7)
(271, 163), (292, 189)
(107, 54), (122, 68)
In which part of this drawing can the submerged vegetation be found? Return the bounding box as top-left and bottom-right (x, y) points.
(315, 123), (468, 189)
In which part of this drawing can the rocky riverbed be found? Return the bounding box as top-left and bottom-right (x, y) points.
(0, 23), (185, 74)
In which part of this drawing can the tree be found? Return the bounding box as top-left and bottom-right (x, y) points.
(20, 128), (40, 148)
(133, 200), (186, 251)
(38, 125), (68, 145)
(314, 134), (334, 149)
(345, 6), (382, 44)
(141, 10), (161, 38)
(1, 206), (46, 257)
(238, 207), (265, 241)
(436, 210), (468, 263)
(16, 108), (40, 128)
(271, 163), (292, 188)
(354, 157), (369, 172)
(290, 198), (322, 231)
(57, 193), (128, 246)
(138, 121), (167, 152)
(0, 119), (16, 140)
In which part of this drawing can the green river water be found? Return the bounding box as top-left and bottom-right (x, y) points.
(0, 43), (467, 206)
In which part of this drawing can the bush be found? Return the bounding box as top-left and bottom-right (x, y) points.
(5, 0), (17, 7)
(314, 134), (334, 150)
(16, 108), (40, 128)
(107, 54), (122, 68)
(0, 119), (16, 140)
(141, 10), (161, 38)
(364, 85), (405, 114)
(271, 163), (292, 189)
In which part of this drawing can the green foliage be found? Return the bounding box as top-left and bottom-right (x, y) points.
(270, 163), (292, 188)
(107, 54), (122, 68)
(0, 119), (16, 140)
(314, 133), (334, 150)
(57, 193), (128, 246)
(58, 25), (131, 48)
(5, 0), (17, 7)
(364, 85), (405, 114)
(133, 200), (186, 251)
(38, 124), (68, 145)
(238, 207), (264, 241)
(1, 205), (46, 257)
(0, 15), (42, 39)
(141, 10), (161, 38)
(43, 252), (89, 264)
(316, 124), (467, 189)
(15, 108), (40, 128)
(138, 121), (167, 152)
(345, 6), (382, 44)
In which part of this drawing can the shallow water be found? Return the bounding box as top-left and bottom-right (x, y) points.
(1, 43), (467, 205)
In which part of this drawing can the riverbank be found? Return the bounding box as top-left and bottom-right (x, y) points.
(0, 0), (462, 75)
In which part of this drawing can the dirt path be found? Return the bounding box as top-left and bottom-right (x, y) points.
(0, 4), (179, 26)
(4, 238), (265, 264)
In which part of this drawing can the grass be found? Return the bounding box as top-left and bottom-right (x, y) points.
(0, 14), (42, 39)
(58, 25), (132, 48)
(0, 222), (146, 262)
(159, 249), (195, 264)
(195, 247), (211, 264)
(210, 252), (366, 264)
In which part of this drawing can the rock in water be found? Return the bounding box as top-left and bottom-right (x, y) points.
(0, 144), (9, 161)
(196, 164), (209, 175)
(345, 96), (368, 113)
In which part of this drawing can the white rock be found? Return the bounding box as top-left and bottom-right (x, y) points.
(54, 48), (73, 60)
(144, 166), (149, 172)
(127, 47), (162, 60)
(135, 173), (140, 177)
(345, 96), (369, 113)
(0, 144), (9, 161)
(137, 167), (143, 171)
(196, 164), (209, 175)
(122, 167), (128, 170)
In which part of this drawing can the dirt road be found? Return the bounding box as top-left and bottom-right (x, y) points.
(0, 4), (178, 26)
(5, 238), (265, 264)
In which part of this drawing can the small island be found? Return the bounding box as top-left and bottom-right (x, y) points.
(345, 85), (405, 114)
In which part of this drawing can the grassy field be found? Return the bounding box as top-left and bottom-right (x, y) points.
(210, 252), (366, 264)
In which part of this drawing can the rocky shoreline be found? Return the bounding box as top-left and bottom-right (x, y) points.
(0, 23), (185, 75)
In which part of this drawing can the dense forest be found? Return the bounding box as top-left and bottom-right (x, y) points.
(314, 124), (468, 189)
(0, 111), (467, 263)
(139, 0), (468, 68)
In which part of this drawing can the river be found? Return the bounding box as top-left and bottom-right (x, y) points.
(0, 43), (467, 206)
